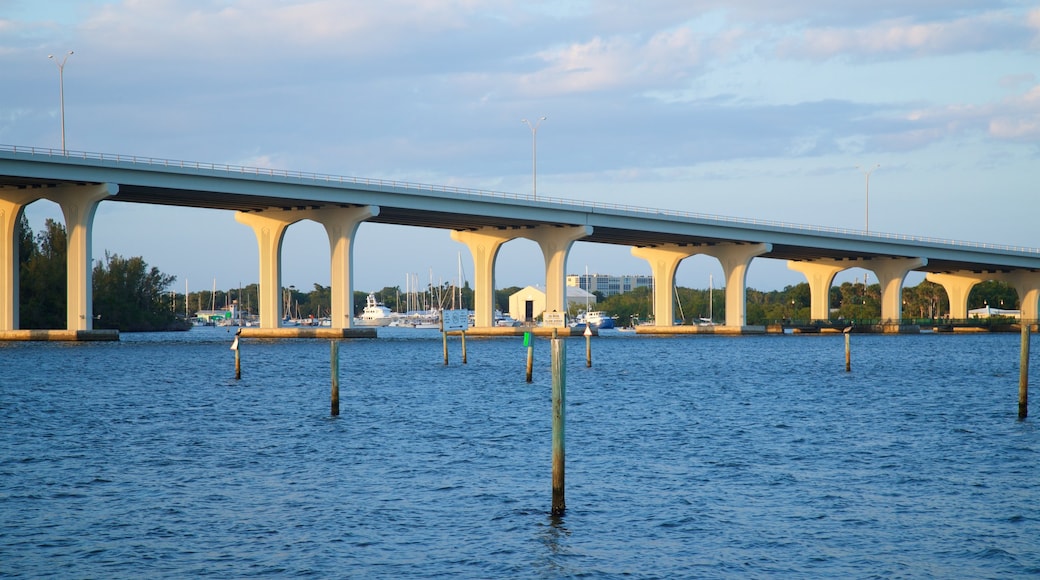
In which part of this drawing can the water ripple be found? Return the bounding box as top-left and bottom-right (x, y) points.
(1, 329), (1038, 577)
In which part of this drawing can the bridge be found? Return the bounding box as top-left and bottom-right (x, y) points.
(2, 144), (1039, 337)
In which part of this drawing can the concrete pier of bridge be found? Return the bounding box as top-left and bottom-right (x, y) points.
(786, 257), (925, 332)
(631, 242), (770, 334)
(235, 205), (378, 330)
(1, 183), (115, 335)
(451, 227), (519, 329)
(452, 224), (591, 332)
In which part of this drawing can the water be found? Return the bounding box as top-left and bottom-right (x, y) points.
(2, 328), (1038, 578)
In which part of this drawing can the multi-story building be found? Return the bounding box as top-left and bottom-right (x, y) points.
(566, 273), (653, 298)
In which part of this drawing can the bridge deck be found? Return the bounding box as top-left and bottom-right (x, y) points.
(3, 146), (1039, 274)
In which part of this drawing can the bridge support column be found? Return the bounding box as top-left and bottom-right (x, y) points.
(925, 272), (989, 320)
(702, 243), (771, 329)
(631, 244), (703, 326)
(235, 211), (299, 329)
(306, 206), (379, 329)
(0, 191), (42, 331)
(524, 226), (593, 319)
(451, 228), (519, 328)
(787, 260), (848, 322)
(50, 184), (118, 331)
(869, 257), (927, 328)
(999, 271), (1040, 323)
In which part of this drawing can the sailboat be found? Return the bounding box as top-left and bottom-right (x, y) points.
(580, 266), (616, 329)
(698, 274), (716, 326)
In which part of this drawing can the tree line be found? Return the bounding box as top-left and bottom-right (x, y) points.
(19, 216), (184, 331)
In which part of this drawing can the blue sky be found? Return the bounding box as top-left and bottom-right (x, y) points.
(2, 0), (1038, 293)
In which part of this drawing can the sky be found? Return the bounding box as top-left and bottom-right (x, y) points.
(2, 0), (1038, 294)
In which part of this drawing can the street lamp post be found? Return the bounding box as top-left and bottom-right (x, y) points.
(48, 50), (74, 154)
(857, 164), (879, 232)
(522, 116), (547, 199)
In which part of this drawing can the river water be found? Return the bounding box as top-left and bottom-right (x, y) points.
(2, 328), (1038, 578)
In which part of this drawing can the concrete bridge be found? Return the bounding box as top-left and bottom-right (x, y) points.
(2, 145), (1039, 336)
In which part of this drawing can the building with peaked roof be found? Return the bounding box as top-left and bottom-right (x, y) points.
(508, 285), (596, 322)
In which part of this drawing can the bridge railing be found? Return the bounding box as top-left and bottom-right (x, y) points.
(3, 143), (1039, 257)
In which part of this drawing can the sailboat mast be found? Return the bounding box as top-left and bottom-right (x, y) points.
(709, 274), (713, 321)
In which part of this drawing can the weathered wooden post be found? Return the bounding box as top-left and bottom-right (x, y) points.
(442, 320), (449, 366)
(525, 331), (534, 383)
(231, 331), (241, 380)
(331, 340), (340, 417)
(844, 326), (852, 372)
(461, 330), (467, 365)
(584, 324), (592, 368)
(1020, 322), (1030, 419)
(551, 328), (566, 515)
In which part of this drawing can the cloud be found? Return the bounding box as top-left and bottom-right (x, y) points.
(776, 10), (1036, 60)
(77, 0), (508, 61)
(514, 27), (707, 97)
(883, 84), (1040, 147)
(988, 85), (1040, 141)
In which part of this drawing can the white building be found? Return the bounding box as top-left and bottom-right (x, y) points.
(968, 306), (1021, 319)
(566, 273), (653, 297)
(508, 285), (595, 323)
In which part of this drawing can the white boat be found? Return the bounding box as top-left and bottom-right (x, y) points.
(495, 310), (521, 327)
(356, 293), (393, 327)
(390, 310), (442, 328)
(585, 310), (616, 329)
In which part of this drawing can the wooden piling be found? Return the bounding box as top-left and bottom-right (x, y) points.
(461, 331), (467, 364)
(525, 332), (534, 383)
(551, 328), (566, 515)
(331, 340), (340, 417)
(1020, 322), (1030, 419)
(844, 326), (852, 372)
(231, 332), (241, 380)
(584, 324), (592, 368)
(443, 329), (449, 365)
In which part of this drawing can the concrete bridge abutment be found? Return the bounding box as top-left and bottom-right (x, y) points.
(925, 272), (989, 320)
(50, 184), (119, 331)
(998, 271), (1040, 323)
(631, 244), (703, 326)
(789, 256), (926, 330)
(870, 257), (927, 329)
(2, 184), (116, 332)
(523, 225), (593, 320)
(236, 211), (297, 329)
(305, 206), (380, 329)
(236, 206), (378, 329)
(787, 260), (847, 322)
(0, 190), (42, 331)
(451, 227), (520, 328)
(704, 243), (771, 330)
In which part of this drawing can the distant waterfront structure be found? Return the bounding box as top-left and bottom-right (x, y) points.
(567, 273), (653, 298)
(509, 285), (595, 322)
(968, 305), (1021, 319)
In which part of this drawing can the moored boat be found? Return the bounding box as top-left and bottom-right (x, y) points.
(356, 293), (393, 327)
(585, 310), (616, 329)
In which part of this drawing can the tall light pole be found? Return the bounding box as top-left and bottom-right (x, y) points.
(857, 163), (879, 232)
(522, 116), (547, 199)
(48, 50), (74, 154)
